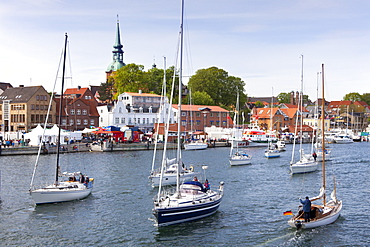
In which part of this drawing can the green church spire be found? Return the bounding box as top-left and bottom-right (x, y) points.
(106, 15), (126, 72)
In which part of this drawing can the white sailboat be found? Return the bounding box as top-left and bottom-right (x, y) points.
(149, 57), (199, 187)
(153, 0), (224, 226)
(264, 89), (280, 158)
(288, 64), (342, 229)
(229, 92), (252, 165)
(29, 34), (94, 205)
(290, 55), (317, 174)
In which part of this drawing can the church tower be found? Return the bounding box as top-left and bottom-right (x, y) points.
(106, 16), (126, 80)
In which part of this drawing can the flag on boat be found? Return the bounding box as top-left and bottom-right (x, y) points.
(283, 210), (293, 216)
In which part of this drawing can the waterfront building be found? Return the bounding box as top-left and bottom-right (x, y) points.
(0, 85), (56, 137)
(97, 91), (174, 133)
(54, 86), (100, 131)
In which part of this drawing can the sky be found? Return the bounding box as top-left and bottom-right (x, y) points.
(1, 0), (370, 101)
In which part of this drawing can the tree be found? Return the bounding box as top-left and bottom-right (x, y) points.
(113, 63), (146, 98)
(277, 92), (290, 103)
(343, 92), (361, 102)
(255, 101), (264, 108)
(184, 91), (214, 105)
(98, 77), (115, 103)
(187, 67), (246, 107)
(361, 93), (370, 105)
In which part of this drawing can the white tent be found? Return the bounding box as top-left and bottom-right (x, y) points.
(24, 124), (69, 146)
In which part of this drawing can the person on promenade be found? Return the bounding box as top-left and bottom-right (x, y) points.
(300, 196), (312, 222)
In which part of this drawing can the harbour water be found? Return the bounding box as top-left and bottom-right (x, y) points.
(0, 142), (369, 246)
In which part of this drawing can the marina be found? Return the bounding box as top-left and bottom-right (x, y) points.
(0, 142), (369, 246)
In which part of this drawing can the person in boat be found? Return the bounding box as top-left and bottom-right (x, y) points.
(80, 174), (85, 183)
(312, 152), (317, 161)
(300, 196), (312, 222)
(204, 179), (210, 191)
(193, 176), (198, 181)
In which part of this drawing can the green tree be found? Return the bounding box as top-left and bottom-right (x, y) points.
(183, 91), (214, 105)
(361, 93), (370, 105)
(98, 77), (115, 103)
(187, 67), (246, 107)
(277, 92), (290, 103)
(343, 92), (361, 102)
(113, 63), (146, 98)
(255, 101), (264, 108)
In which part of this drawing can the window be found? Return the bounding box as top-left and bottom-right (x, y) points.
(152, 118), (155, 123)
(223, 113), (227, 117)
(69, 119), (74, 125)
(143, 118), (145, 124)
(128, 118), (132, 124)
(76, 119), (81, 125)
(119, 107), (122, 113)
(115, 117), (119, 124)
(70, 109), (75, 115)
(182, 120), (186, 126)
(90, 120), (95, 126)
(62, 119), (67, 126)
(196, 112), (200, 117)
(36, 105), (39, 110)
(84, 119), (88, 125)
(121, 118), (125, 124)
(182, 112), (186, 116)
(100, 118), (103, 122)
(138, 118), (141, 124)
(31, 105), (35, 110)
(36, 95), (39, 100)
(77, 109), (81, 115)
(210, 113), (214, 117)
(83, 110), (87, 115)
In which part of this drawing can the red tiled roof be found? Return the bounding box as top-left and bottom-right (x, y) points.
(172, 104), (229, 112)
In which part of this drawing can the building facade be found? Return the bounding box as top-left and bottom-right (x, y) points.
(0, 85), (56, 137)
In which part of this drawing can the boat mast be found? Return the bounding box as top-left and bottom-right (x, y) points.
(55, 33), (68, 184)
(299, 55), (304, 160)
(176, 0), (184, 196)
(321, 63), (326, 205)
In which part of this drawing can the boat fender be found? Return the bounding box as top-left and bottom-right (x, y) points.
(189, 166), (194, 172)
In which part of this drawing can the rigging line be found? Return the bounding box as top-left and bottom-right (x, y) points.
(30, 42), (64, 190)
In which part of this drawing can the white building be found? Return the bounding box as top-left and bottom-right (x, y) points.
(97, 91), (175, 133)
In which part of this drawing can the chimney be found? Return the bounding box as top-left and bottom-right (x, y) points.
(295, 91), (299, 105)
(290, 91), (294, 105)
(139, 90), (142, 94)
(78, 85), (81, 90)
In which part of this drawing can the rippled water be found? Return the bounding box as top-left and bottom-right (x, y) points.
(0, 142), (369, 246)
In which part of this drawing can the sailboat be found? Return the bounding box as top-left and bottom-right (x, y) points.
(29, 34), (94, 205)
(264, 90), (280, 158)
(149, 58), (200, 187)
(290, 55), (318, 174)
(184, 90), (208, 151)
(153, 0), (224, 226)
(288, 64), (342, 229)
(229, 92), (252, 166)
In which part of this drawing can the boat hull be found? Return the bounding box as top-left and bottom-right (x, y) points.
(264, 150), (280, 158)
(153, 195), (222, 226)
(229, 156), (252, 166)
(184, 143), (208, 150)
(31, 182), (93, 204)
(290, 161), (318, 174)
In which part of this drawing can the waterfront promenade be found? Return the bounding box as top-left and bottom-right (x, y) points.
(0, 140), (232, 156)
